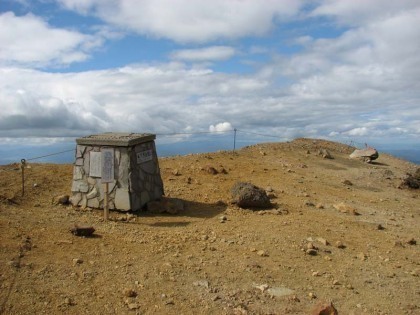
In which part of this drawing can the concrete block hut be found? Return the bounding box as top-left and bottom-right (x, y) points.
(70, 132), (164, 211)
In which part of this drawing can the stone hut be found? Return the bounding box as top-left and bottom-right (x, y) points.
(70, 132), (164, 211)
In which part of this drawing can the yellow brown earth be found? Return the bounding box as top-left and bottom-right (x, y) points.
(0, 138), (418, 315)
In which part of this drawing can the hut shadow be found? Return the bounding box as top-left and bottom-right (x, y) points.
(148, 221), (191, 227)
(130, 199), (228, 220)
(369, 161), (389, 166)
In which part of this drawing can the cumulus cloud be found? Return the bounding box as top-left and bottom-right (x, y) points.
(310, 0), (420, 26)
(57, 0), (303, 43)
(0, 64), (268, 138)
(0, 1), (419, 148)
(209, 122), (233, 133)
(171, 46), (235, 62)
(0, 12), (103, 67)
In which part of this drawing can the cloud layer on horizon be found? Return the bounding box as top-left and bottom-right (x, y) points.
(0, 0), (419, 147)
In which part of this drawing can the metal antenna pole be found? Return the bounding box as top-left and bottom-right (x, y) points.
(233, 128), (237, 151)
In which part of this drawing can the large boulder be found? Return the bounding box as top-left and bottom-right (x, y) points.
(231, 182), (271, 209)
(349, 146), (378, 162)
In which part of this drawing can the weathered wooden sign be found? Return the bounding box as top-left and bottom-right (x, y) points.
(101, 148), (114, 183)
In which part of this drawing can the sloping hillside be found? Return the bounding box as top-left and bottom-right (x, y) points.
(0, 138), (418, 315)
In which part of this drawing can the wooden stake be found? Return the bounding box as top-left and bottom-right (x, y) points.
(21, 159), (26, 197)
(104, 182), (109, 220)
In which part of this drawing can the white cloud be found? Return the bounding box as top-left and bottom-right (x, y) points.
(57, 0), (303, 43)
(0, 12), (102, 67)
(209, 122), (233, 133)
(0, 1), (419, 148)
(346, 127), (369, 137)
(311, 0), (419, 26)
(171, 46), (235, 62)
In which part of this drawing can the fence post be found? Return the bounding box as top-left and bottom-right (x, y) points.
(21, 159), (26, 197)
(233, 128), (237, 151)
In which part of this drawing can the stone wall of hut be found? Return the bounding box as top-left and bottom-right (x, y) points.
(70, 141), (163, 211)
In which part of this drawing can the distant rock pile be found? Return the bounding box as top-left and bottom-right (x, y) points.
(349, 146), (378, 163)
(231, 182), (271, 209)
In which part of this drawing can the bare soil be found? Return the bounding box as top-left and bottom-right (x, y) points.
(0, 138), (419, 315)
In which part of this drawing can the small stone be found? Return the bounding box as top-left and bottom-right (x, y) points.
(377, 224), (385, 230)
(335, 241), (345, 249)
(357, 253), (367, 261)
(123, 288), (137, 297)
(306, 249), (317, 256)
(311, 302), (338, 315)
(333, 202), (360, 215)
(172, 169), (181, 176)
(64, 297), (74, 306)
(307, 242), (315, 250)
(72, 258), (83, 265)
(312, 271), (320, 277)
(127, 303), (140, 310)
(406, 238), (416, 245)
(193, 280), (209, 288)
(289, 295), (300, 302)
(317, 237), (329, 246)
(255, 284), (269, 292)
(332, 280), (340, 285)
(204, 166), (218, 175)
(55, 194), (70, 205)
(70, 225), (95, 237)
(219, 215), (227, 222)
(304, 200), (315, 207)
(342, 180), (353, 186)
(315, 203), (324, 209)
(308, 292), (316, 299)
(394, 240), (404, 247)
(257, 250), (268, 257)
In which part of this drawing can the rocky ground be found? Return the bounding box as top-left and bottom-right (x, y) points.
(0, 138), (418, 315)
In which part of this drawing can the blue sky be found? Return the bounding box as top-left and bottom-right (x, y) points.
(0, 0), (419, 155)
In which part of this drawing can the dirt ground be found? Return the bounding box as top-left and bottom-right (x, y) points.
(0, 138), (418, 315)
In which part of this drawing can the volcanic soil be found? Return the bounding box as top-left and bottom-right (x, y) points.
(0, 138), (419, 315)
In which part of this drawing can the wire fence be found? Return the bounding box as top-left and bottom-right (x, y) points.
(2, 128), (368, 166)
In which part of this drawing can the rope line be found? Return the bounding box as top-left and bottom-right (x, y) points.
(156, 130), (232, 136)
(25, 149), (74, 162)
(236, 129), (284, 139)
(18, 129), (365, 163)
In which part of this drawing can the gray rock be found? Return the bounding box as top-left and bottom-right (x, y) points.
(231, 182), (271, 209)
(306, 249), (318, 256)
(350, 146), (379, 162)
(54, 195), (69, 205)
(267, 286), (295, 297)
(318, 149), (333, 159)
